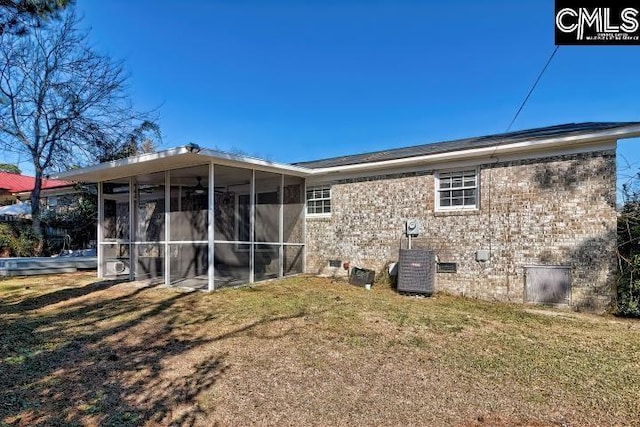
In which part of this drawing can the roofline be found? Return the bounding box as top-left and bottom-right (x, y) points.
(11, 183), (75, 193)
(197, 147), (312, 175)
(53, 146), (314, 182)
(13, 184), (78, 197)
(308, 124), (640, 175)
(51, 123), (640, 182)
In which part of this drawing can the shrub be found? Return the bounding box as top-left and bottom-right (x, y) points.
(0, 222), (39, 257)
(617, 186), (640, 317)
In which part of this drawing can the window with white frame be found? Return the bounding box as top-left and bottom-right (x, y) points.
(436, 169), (478, 210)
(306, 185), (331, 215)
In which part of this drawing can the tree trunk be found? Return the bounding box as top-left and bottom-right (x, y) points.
(30, 169), (45, 255)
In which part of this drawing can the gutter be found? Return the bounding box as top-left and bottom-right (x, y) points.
(307, 125), (640, 176)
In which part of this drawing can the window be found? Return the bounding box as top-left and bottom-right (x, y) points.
(306, 185), (331, 215)
(436, 169), (478, 210)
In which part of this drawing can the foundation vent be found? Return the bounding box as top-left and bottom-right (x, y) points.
(437, 262), (457, 273)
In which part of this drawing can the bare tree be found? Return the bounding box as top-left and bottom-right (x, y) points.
(0, 11), (159, 251)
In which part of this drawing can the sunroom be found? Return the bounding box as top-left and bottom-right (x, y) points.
(56, 146), (310, 290)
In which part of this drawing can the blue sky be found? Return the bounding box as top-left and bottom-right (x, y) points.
(17, 1), (640, 192)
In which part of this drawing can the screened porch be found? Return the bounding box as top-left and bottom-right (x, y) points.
(99, 162), (305, 290)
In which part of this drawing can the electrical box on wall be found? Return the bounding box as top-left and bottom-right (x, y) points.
(405, 218), (421, 237)
(476, 250), (490, 262)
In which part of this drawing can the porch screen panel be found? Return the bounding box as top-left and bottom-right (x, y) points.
(168, 165), (209, 287)
(283, 176), (304, 275)
(254, 171), (281, 243)
(135, 172), (165, 280)
(101, 180), (131, 278)
(213, 166), (253, 287)
(254, 244), (280, 281)
(169, 243), (208, 289)
(169, 165), (209, 242)
(136, 243), (164, 280)
(213, 165), (252, 242)
(214, 243), (250, 288)
(284, 245), (304, 276)
(102, 243), (130, 277)
(136, 173), (165, 242)
(103, 180), (130, 241)
(283, 176), (304, 244)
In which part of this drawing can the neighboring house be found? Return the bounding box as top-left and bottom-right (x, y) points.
(0, 172), (88, 246)
(0, 171), (73, 208)
(54, 122), (640, 311)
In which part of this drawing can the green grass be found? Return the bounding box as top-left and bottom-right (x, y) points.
(1, 272), (639, 426)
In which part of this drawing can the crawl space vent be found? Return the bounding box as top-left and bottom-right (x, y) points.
(437, 262), (457, 273)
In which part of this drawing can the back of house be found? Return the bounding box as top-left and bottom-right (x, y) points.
(55, 122), (640, 311)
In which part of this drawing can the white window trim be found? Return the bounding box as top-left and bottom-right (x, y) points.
(306, 184), (332, 217)
(434, 168), (480, 212)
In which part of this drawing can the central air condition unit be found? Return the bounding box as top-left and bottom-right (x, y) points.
(397, 249), (435, 294)
(105, 260), (130, 276)
(405, 218), (421, 237)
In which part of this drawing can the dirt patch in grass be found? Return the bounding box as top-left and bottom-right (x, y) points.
(1, 273), (639, 426)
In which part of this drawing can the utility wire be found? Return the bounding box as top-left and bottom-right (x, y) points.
(485, 45), (560, 262)
(506, 45), (560, 132)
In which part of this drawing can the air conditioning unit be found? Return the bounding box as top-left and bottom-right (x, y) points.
(397, 249), (435, 294)
(405, 218), (421, 237)
(105, 260), (130, 276)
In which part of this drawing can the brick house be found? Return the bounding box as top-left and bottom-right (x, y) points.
(55, 122), (640, 311)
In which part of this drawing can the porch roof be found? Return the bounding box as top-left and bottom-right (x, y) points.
(53, 146), (314, 182)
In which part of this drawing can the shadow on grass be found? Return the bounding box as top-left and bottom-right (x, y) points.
(0, 279), (308, 426)
(0, 279), (125, 315)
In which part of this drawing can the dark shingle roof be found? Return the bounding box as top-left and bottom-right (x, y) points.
(294, 122), (640, 169)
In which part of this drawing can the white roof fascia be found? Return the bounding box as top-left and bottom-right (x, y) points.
(53, 146), (314, 182)
(309, 125), (640, 176)
(198, 148), (312, 176)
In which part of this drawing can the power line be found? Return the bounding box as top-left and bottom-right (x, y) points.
(506, 45), (560, 132)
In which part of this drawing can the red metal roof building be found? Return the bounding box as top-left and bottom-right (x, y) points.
(0, 172), (73, 206)
(0, 172), (71, 193)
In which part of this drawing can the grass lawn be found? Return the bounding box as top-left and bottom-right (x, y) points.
(1, 273), (639, 426)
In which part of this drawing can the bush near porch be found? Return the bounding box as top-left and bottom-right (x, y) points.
(1, 273), (639, 426)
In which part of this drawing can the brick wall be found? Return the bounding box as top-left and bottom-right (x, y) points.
(305, 150), (617, 311)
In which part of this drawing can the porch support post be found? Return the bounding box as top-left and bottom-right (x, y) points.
(97, 182), (103, 279)
(164, 171), (170, 286)
(208, 162), (215, 291)
(279, 174), (284, 277)
(129, 176), (135, 281)
(249, 169), (255, 283)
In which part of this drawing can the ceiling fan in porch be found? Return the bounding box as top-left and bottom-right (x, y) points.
(193, 176), (206, 195)
(184, 176), (207, 197)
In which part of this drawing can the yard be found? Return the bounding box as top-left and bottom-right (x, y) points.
(0, 273), (639, 426)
